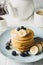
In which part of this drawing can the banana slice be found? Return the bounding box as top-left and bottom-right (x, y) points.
(18, 29), (27, 37)
(30, 46), (38, 55)
(36, 43), (42, 53)
(41, 42), (43, 48)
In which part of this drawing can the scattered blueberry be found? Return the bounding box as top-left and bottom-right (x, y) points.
(6, 42), (11, 46)
(9, 40), (11, 43)
(12, 51), (17, 56)
(17, 28), (20, 31)
(6, 40), (12, 50)
(6, 46), (11, 50)
(20, 53), (26, 57)
(21, 26), (26, 30)
(20, 51), (30, 57)
(6, 40), (12, 46)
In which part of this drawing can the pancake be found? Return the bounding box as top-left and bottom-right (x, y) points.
(11, 29), (34, 41)
(11, 38), (34, 45)
(11, 27), (34, 52)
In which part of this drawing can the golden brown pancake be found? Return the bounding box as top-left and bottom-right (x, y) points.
(11, 28), (34, 52)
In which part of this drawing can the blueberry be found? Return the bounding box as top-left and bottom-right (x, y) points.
(12, 51), (17, 56)
(6, 42), (11, 46)
(20, 52), (30, 57)
(6, 40), (12, 46)
(20, 53), (25, 57)
(21, 26), (26, 30)
(9, 40), (11, 43)
(6, 46), (11, 50)
(17, 28), (20, 31)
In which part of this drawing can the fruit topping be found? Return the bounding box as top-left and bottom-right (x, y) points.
(41, 42), (43, 48)
(6, 45), (11, 50)
(30, 46), (38, 55)
(6, 40), (12, 50)
(17, 28), (20, 31)
(12, 51), (17, 56)
(20, 51), (30, 57)
(18, 29), (27, 37)
(36, 43), (42, 53)
(9, 40), (11, 43)
(21, 26), (26, 30)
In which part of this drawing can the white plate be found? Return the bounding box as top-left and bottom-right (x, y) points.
(0, 27), (43, 63)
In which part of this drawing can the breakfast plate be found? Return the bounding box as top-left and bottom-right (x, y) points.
(0, 27), (43, 63)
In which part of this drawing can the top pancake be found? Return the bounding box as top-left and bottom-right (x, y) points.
(11, 29), (34, 41)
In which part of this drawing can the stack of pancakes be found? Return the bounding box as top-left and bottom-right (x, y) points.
(11, 28), (34, 52)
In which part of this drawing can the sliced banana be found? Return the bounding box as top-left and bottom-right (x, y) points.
(18, 29), (27, 37)
(41, 42), (43, 48)
(36, 43), (42, 53)
(30, 46), (38, 55)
